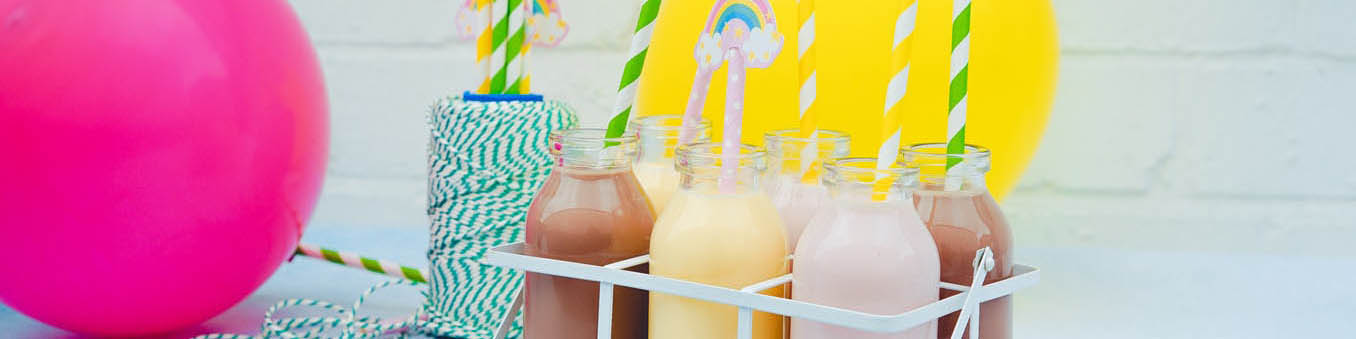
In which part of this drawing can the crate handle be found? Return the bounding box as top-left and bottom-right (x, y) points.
(950, 247), (995, 339)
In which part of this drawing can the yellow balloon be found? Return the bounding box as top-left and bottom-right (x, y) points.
(634, 0), (1058, 201)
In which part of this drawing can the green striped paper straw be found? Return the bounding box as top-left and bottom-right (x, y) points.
(489, 0), (509, 94)
(605, 0), (663, 139)
(504, 0), (528, 94)
(947, 0), (971, 172)
(295, 243), (429, 283)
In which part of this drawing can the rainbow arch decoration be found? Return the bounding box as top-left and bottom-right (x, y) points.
(706, 0), (774, 34)
(695, 0), (783, 70)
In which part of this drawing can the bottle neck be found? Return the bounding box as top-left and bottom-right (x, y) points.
(635, 135), (674, 164)
(632, 115), (709, 165)
(900, 143), (991, 193)
(823, 158), (917, 204)
(676, 143), (766, 195)
(679, 170), (764, 194)
(764, 129), (850, 177)
(550, 128), (636, 170)
(914, 173), (988, 193)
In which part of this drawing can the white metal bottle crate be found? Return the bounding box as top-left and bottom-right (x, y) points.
(482, 243), (1039, 339)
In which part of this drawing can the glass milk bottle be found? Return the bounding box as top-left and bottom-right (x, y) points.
(649, 143), (787, 339)
(762, 129), (850, 251)
(630, 115), (711, 214)
(902, 144), (1014, 339)
(791, 158), (939, 339)
(523, 128), (656, 339)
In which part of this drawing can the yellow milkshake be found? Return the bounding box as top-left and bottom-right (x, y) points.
(633, 161), (679, 213)
(649, 143), (787, 339)
(631, 115), (710, 214)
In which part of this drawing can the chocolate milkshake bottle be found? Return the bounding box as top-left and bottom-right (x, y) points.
(762, 129), (850, 251)
(523, 128), (655, 339)
(629, 115), (710, 215)
(901, 144), (1014, 339)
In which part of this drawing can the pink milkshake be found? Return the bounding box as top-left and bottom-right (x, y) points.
(792, 158), (939, 339)
(902, 144), (1014, 339)
(763, 129), (850, 251)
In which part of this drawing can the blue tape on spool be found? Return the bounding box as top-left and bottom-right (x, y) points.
(463, 91), (544, 102)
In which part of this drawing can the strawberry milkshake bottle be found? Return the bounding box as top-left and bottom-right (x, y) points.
(792, 158), (939, 339)
(762, 129), (850, 251)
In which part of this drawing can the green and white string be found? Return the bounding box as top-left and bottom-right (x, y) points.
(605, 0), (662, 139)
(423, 97), (577, 339)
(190, 279), (424, 339)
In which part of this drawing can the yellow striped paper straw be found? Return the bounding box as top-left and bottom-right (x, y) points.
(475, 0), (495, 94)
(876, 0), (919, 170)
(795, 0), (820, 182)
(873, 0), (919, 200)
(796, 0), (817, 138)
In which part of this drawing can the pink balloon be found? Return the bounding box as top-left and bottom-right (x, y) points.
(0, 0), (327, 336)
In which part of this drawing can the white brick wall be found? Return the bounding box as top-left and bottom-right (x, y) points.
(292, 0), (1356, 256)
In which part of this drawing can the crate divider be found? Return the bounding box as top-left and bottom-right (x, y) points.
(483, 242), (1039, 339)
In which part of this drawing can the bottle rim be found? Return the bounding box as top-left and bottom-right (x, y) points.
(629, 114), (712, 133)
(824, 157), (917, 183)
(899, 143), (991, 171)
(548, 128), (638, 168)
(675, 142), (767, 171)
(763, 129), (851, 144)
(549, 128), (637, 145)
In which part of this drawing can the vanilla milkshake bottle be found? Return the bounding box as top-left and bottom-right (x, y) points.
(902, 144), (1014, 339)
(630, 115), (710, 215)
(523, 128), (655, 339)
(791, 158), (938, 339)
(762, 129), (850, 251)
(649, 143), (787, 339)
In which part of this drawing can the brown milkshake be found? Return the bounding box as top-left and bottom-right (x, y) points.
(903, 144), (1013, 339)
(524, 129), (655, 339)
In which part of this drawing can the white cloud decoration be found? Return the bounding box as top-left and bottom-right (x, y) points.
(695, 33), (727, 71)
(528, 11), (568, 47)
(741, 26), (782, 68)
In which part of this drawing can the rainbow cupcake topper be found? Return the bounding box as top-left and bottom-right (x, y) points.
(527, 0), (569, 47)
(454, 0), (494, 40)
(695, 0), (783, 71)
(456, 0), (568, 46)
